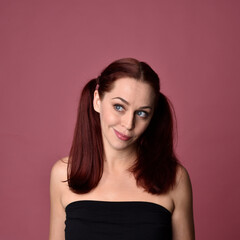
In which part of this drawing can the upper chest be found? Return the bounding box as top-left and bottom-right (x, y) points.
(61, 171), (174, 213)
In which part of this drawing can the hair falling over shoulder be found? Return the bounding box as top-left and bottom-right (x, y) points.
(67, 58), (180, 194)
(130, 92), (179, 194)
(67, 78), (104, 193)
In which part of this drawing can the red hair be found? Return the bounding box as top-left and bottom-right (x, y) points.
(67, 58), (179, 194)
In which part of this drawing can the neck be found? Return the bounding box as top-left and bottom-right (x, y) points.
(103, 146), (137, 174)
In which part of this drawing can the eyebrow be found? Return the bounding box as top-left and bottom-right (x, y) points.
(111, 97), (152, 110)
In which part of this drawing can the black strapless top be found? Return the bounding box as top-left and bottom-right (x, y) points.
(65, 200), (172, 240)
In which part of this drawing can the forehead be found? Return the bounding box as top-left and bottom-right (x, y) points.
(104, 77), (155, 105)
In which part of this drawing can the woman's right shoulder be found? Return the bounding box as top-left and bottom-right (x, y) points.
(50, 156), (69, 184)
(49, 158), (69, 239)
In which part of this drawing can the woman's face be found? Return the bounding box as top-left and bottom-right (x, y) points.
(93, 77), (155, 153)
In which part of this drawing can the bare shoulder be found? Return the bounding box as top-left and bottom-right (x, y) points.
(51, 157), (68, 178)
(50, 157), (69, 191)
(175, 164), (192, 191)
(171, 164), (195, 239)
(170, 164), (193, 210)
(49, 157), (69, 240)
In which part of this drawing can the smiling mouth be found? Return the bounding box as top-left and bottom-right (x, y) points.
(113, 129), (132, 141)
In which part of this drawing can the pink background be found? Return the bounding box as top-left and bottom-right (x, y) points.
(1, 0), (239, 239)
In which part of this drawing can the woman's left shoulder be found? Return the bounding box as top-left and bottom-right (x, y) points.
(176, 164), (192, 187)
(171, 164), (193, 206)
(170, 164), (195, 239)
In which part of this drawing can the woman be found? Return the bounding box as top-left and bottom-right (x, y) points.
(49, 58), (195, 240)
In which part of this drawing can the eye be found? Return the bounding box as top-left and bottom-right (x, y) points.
(113, 104), (124, 112)
(136, 111), (148, 118)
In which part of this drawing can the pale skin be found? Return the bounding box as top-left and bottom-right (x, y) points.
(49, 77), (195, 240)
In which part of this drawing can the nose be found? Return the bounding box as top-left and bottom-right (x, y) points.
(122, 112), (135, 130)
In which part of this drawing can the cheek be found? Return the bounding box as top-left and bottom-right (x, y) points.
(100, 106), (119, 126)
(102, 114), (117, 126)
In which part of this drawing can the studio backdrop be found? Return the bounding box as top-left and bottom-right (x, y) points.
(0, 0), (240, 239)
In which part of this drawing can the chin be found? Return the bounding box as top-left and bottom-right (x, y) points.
(114, 141), (137, 151)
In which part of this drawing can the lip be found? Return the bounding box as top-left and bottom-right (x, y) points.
(113, 129), (132, 141)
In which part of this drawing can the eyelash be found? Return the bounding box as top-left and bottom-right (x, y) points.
(113, 104), (149, 118)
